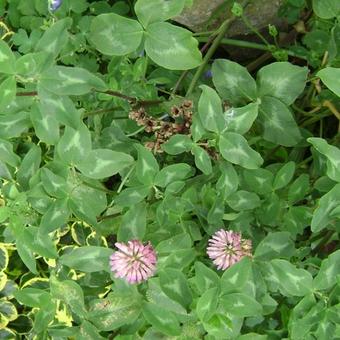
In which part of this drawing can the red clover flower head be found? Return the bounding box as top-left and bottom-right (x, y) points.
(207, 229), (252, 270)
(110, 240), (157, 284)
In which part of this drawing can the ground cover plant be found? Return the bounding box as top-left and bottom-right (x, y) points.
(0, 0), (340, 338)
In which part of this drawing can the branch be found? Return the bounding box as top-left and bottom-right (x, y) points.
(16, 89), (163, 107)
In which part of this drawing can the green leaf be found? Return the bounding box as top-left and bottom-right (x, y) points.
(89, 13), (144, 56)
(40, 168), (69, 198)
(220, 293), (262, 317)
(118, 202), (147, 241)
(156, 233), (192, 253)
(162, 134), (193, 154)
(14, 288), (50, 308)
(77, 320), (106, 340)
(34, 297), (56, 334)
(142, 302), (181, 336)
(59, 246), (112, 273)
(77, 149), (134, 179)
(57, 123), (92, 166)
(219, 132), (263, 169)
(308, 137), (340, 182)
(256, 192), (282, 226)
(258, 96), (301, 146)
(0, 138), (20, 167)
(254, 232), (295, 260)
(194, 261), (220, 294)
(145, 22), (202, 70)
(237, 334), (267, 340)
(0, 112), (30, 139)
(288, 174), (310, 204)
(0, 328), (16, 339)
(311, 183), (340, 232)
(227, 190), (261, 211)
(69, 183), (107, 225)
(38, 89), (82, 129)
(16, 234), (37, 274)
(88, 292), (141, 331)
(0, 207), (9, 223)
(50, 274), (86, 319)
(203, 314), (241, 339)
(217, 162), (239, 197)
(191, 114), (206, 142)
(224, 102), (259, 135)
(243, 168), (273, 195)
(313, 0), (340, 19)
(135, 144), (159, 185)
(17, 145), (41, 190)
(192, 145), (212, 175)
(155, 163), (192, 187)
(16, 52), (53, 78)
(273, 161), (296, 190)
(313, 250), (340, 290)
(284, 206), (312, 236)
(0, 40), (15, 74)
(197, 287), (219, 322)
(212, 59), (257, 106)
(221, 257), (253, 295)
(0, 245), (8, 272)
(257, 62), (308, 105)
(146, 278), (187, 315)
(0, 77), (16, 110)
(26, 226), (58, 259)
(207, 196), (225, 224)
(135, 0), (186, 27)
(270, 259), (313, 296)
(39, 198), (70, 234)
(114, 185), (150, 207)
(40, 66), (107, 95)
(198, 85), (225, 133)
(159, 268), (192, 308)
(0, 272), (7, 292)
(35, 17), (72, 57)
(30, 104), (60, 145)
(317, 67), (340, 97)
(0, 300), (18, 326)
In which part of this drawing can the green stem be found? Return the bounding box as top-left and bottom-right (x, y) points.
(197, 36), (271, 51)
(197, 37), (307, 60)
(127, 126), (145, 137)
(292, 104), (316, 117)
(241, 15), (270, 46)
(312, 230), (335, 255)
(193, 30), (217, 37)
(186, 17), (236, 97)
(117, 165), (135, 194)
(300, 113), (332, 127)
(82, 107), (120, 118)
(297, 155), (313, 168)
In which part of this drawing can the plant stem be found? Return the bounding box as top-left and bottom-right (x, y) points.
(197, 37), (307, 60)
(240, 15), (270, 46)
(300, 112), (332, 127)
(117, 165), (135, 194)
(16, 89), (163, 107)
(82, 107), (120, 118)
(186, 17), (236, 97)
(196, 36), (271, 51)
(312, 230), (335, 255)
(127, 126), (145, 137)
(171, 32), (217, 96)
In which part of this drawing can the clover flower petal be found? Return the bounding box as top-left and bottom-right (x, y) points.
(110, 240), (157, 284)
(207, 229), (252, 270)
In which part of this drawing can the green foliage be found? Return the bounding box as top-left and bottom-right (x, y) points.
(0, 0), (339, 338)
